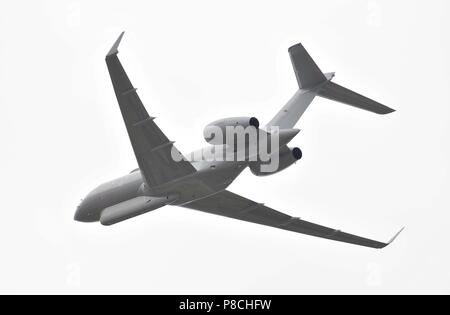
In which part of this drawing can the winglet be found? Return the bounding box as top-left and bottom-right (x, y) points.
(388, 227), (405, 245)
(379, 227), (405, 248)
(107, 32), (125, 58)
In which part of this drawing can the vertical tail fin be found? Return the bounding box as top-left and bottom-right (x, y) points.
(288, 43), (395, 115)
(289, 43), (327, 89)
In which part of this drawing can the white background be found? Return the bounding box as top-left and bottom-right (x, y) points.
(1, 0), (449, 294)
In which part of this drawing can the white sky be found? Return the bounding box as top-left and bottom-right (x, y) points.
(0, 0), (449, 294)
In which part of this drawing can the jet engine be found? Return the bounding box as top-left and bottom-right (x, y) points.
(250, 146), (302, 176)
(203, 117), (259, 145)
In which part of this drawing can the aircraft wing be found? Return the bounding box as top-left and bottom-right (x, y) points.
(105, 33), (196, 187)
(182, 190), (403, 249)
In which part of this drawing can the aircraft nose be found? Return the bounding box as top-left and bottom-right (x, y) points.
(74, 198), (97, 222)
(74, 201), (87, 222)
(74, 209), (83, 222)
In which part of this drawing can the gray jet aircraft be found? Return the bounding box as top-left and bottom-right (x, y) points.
(75, 32), (403, 249)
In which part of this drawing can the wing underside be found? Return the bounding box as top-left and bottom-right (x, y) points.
(182, 190), (403, 249)
(105, 33), (196, 187)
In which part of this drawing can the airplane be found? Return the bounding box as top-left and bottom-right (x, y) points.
(74, 32), (404, 249)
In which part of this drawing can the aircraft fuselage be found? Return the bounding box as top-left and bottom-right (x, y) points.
(74, 151), (248, 223)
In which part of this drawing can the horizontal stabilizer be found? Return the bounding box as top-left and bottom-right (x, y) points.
(318, 81), (395, 115)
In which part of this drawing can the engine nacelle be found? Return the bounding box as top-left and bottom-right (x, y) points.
(203, 117), (259, 145)
(250, 146), (302, 176)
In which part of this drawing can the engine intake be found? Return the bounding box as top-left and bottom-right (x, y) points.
(292, 147), (303, 160)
